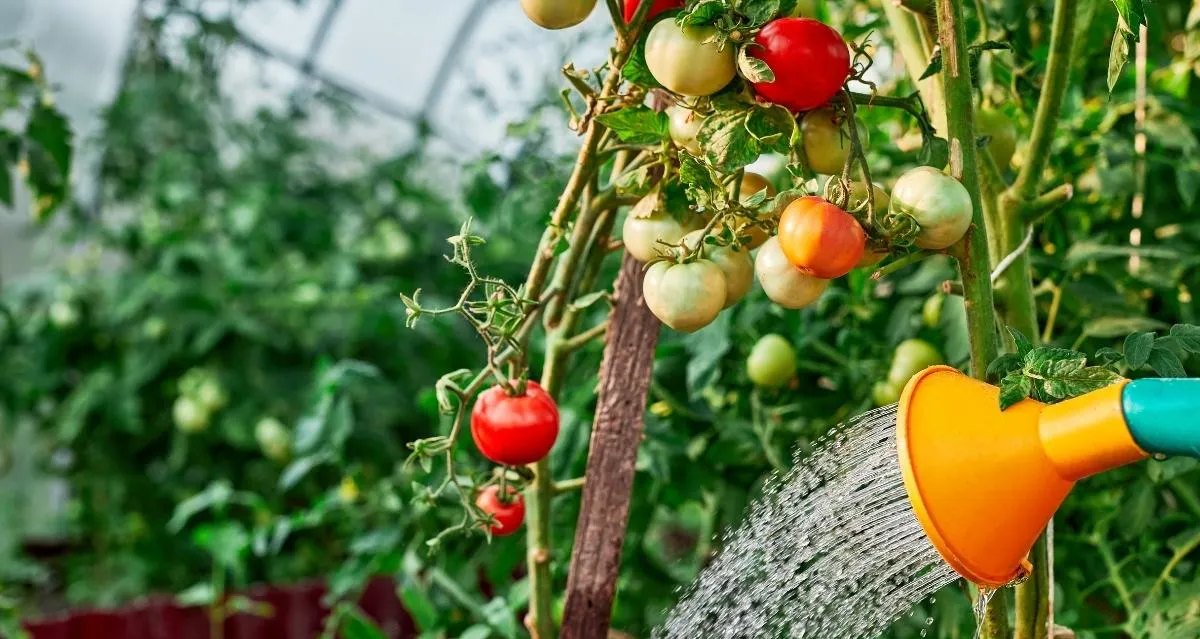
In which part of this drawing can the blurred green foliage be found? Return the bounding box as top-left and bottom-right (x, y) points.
(0, 1), (1198, 639)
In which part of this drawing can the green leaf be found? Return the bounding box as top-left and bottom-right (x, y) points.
(25, 105), (72, 176)
(340, 606), (387, 639)
(1007, 326), (1033, 356)
(1123, 331), (1155, 369)
(1148, 346), (1187, 377)
(193, 522), (250, 571)
(1170, 324), (1200, 354)
(1042, 366), (1121, 400)
(919, 136), (950, 169)
(699, 108), (761, 172)
(985, 353), (1022, 383)
(568, 291), (609, 312)
(168, 480), (233, 533)
(738, 0), (782, 25)
(481, 597), (519, 639)
(460, 626), (493, 639)
(1094, 347), (1125, 367)
(737, 47), (775, 83)
(1107, 21), (1131, 92)
(999, 373), (1033, 410)
(1119, 480), (1155, 539)
(596, 106), (669, 144)
(177, 583), (217, 606)
(919, 49), (942, 80)
(279, 453), (332, 490)
(1084, 316), (1168, 338)
(621, 35), (661, 89)
(1023, 347), (1086, 378)
(398, 584), (439, 632)
(681, 0), (726, 25)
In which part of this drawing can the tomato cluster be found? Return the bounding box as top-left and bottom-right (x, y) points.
(466, 380), (561, 536)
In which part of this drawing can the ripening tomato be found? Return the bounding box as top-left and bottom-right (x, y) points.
(623, 0), (684, 22)
(889, 166), (973, 250)
(471, 381), (560, 465)
(750, 19), (850, 112)
(645, 20), (736, 97)
(643, 260), (727, 332)
(623, 194), (701, 262)
(776, 196), (866, 279)
(801, 109), (866, 175)
(746, 334), (798, 388)
(668, 105), (704, 155)
(476, 485), (526, 537)
(682, 230), (754, 307)
(887, 339), (944, 388)
(754, 237), (830, 309)
(976, 108), (1017, 169)
(521, 0), (597, 29)
(727, 172), (779, 248)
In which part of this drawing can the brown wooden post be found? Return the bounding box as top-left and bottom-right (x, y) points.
(559, 252), (660, 639)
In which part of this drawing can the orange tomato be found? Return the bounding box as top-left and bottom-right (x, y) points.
(776, 196), (866, 279)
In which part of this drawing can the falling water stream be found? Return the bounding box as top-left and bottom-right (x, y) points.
(653, 405), (960, 639)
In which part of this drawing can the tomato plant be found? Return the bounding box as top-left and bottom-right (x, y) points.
(470, 382), (560, 466)
(777, 196), (866, 278)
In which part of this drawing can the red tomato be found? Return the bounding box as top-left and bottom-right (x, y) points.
(471, 381), (560, 465)
(776, 196), (866, 278)
(623, 0), (684, 22)
(476, 485), (525, 536)
(750, 18), (851, 112)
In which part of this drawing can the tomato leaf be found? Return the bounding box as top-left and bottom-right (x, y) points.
(998, 372), (1032, 410)
(737, 46), (775, 83)
(1093, 347), (1125, 368)
(1123, 331), (1155, 369)
(1148, 345), (1187, 377)
(738, 0), (782, 26)
(1007, 326), (1034, 356)
(699, 107), (761, 172)
(621, 35), (661, 89)
(680, 0), (725, 25)
(1170, 324), (1200, 354)
(1041, 366), (1122, 400)
(1024, 347), (1087, 378)
(1107, 20), (1132, 92)
(919, 136), (950, 169)
(1085, 316), (1168, 338)
(919, 47), (942, 80)
(596, 106), (668, 144)
(985, 352), (1022, 383)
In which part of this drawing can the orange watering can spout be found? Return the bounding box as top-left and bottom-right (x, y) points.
(896, 366), (1200, 588)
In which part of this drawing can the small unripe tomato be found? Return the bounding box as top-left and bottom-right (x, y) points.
(754, 236), (830, 309)
(173, 396), (210, 433)
(623, 0), (684, 23)
(196, 378), (227, 412)
(643, 259), (727, 332)
(747, 334), (798, 387)
(682, 231), (754, 308)
(750, 19), (850, 112)
(801, 109), (866, 175)
(776, 196), (866, 279)
(727, 172), (779, 249)
(645, 21), (736, 97)
(471, 381), (560, 466)
(922, 293), (945, 328)
(872, 380), (902, 406)
(520, 0), (596, 29)
(976, 108), (1017, 169)
(668, 105), (704, 155)
(888, 339), (944, 387)
(889, 166), (973, 250)
(476, 485), (525, 537)
(338, 476), (360, 503)
(48, 301), (79, 328)
(622, 194), (701, 262)
(255, 417), (291, 462)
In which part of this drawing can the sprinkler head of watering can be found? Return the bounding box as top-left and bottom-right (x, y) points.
(896, 366), (1200, 588)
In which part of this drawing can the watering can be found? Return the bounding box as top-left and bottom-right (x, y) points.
(897, 366), (1200, 588)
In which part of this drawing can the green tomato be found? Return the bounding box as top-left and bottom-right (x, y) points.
(753, 236), (829, 309)
(622, 194), (700, 262)
(520, 0), (596, 29)
(173, 396), (210, 433)
(922, 293), (945, 328)
(142, 316), (167, 340)
(889, 166), (972, 250)
(801, 109), (866, 175)
(976, 108), (1017, 169)
(887, 338), (944, 387)
(681, 231), (753, 308)
(196, 378), (228, 412)
(668, 105), (704, 155)
(747, 334), (798, 388)
(645, 21), (736, 97)
(48, 301), (79, 328)
(872, 380), (902, 406)
(643, 259), (727, 332)
(255, 417), (291, 462)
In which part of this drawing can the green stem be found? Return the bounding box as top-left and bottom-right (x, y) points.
(880, 0), (946, 132)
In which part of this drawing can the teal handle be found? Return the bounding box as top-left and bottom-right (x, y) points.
(1122, 379), (1200, 458)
